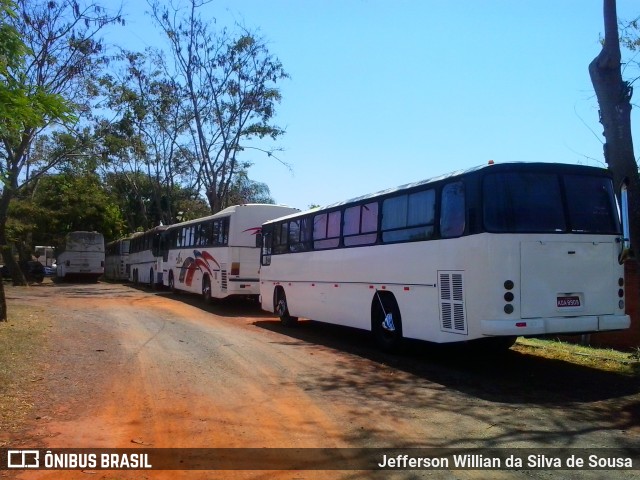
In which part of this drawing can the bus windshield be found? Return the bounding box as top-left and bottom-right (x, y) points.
(483, 172), (620, 234)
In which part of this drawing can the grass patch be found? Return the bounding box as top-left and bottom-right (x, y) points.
(0, 304), (50, 443)
(514, 337), (640, 377)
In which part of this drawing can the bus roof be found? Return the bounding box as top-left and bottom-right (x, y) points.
(263, 162), (611, 225)
(165, 203), (299, 230)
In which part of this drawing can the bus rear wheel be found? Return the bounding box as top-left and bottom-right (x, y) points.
(275, 288), (298, 327)
(371, 292), (403, 353)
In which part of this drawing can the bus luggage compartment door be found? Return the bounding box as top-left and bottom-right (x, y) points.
(520, 241), (613, 319)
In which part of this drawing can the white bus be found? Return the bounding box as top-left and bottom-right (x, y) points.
(163, 204), (299, 301)
(129, 226), (167, 288)
(259, 162), (631, 351)
(56, 231), (105, 282)
(105, 237), (131, 281)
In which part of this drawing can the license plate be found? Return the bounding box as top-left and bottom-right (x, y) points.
(557, 296), (581, 307)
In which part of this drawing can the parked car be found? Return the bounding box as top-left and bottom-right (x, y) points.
(0, 260), (45, 282)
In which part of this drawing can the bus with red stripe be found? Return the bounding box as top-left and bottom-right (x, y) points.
(162, 204), (299, 302)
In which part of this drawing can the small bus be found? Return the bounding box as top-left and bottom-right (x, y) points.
(259, 162), (631, 351)
(129, 226), (167, 288)
(163, 204), (299, 301)
(56, 231), (105, 282)
(105, 237), (131, 281)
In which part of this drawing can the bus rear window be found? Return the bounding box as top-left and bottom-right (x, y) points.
(483, 172), (619, 234)
(564, 174), (619, 233)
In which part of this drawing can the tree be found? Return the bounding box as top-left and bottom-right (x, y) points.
(0, 0), (122, 319)
(97, 48), (194, 227)
(225, 169), (274, 207)
(589, 0), (639, 258)
(149, 0), (288, 213)
(5, 169), (125, 258)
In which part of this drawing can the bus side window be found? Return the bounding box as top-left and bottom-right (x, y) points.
(313, 212), (340, 249)
(289, 217), (312, 252)
(382, 189), (435, 243)
(273, 222), (288, 254)
(440, 182), (465, 238)
(344, 202), (378, 247)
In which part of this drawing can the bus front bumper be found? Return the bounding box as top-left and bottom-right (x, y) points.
(480, 315), (630, 337)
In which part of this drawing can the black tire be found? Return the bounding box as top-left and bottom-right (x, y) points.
(202, 275), (212, 303)
(371, 292), (403, 353)
(275, 288), (298, 326)
(149, 268), (155, 290)
(168, 271), (178, 294)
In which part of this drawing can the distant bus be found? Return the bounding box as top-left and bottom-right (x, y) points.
(128, 226), (167, 288)
(56, 231), (105, 282)
(105, 237), (131, 281)
(163, 204), (300, 301)
(34, 245), (55, 267)
(259, 162), (631, 351)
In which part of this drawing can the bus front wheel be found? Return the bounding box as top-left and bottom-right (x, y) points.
(202, 276), (212, 303)
(275, 288), (298, 327)
(371, 292), (403, 353)
(169, 271), (178, 294)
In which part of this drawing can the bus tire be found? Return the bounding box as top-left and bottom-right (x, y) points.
(275, 288), (298, 327)
(371, 292), (403, 353)
(133, 269), (138, 285)
(168, 271), (178, 294)
(202, 275), (212, 303)
(149, 268), (155, 290)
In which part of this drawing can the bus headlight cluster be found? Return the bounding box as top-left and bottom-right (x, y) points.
(503, 280), (514, 314)
(618, 277), (625, 310)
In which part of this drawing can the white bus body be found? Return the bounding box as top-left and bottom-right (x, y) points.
(129, 226), (167, 288)
(163, 204), (300, 301)
(56, 231), (105, 282)
(105, 237), (131, 281)
(34, 246), (55, 267)
(260, 163), (631, 351)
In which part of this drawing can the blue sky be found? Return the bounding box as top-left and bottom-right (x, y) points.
(112, 0), (639, 210)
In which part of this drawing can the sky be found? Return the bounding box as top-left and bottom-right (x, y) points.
(110, 0), (639, 211)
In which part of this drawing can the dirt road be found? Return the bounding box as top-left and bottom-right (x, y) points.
(1, 282), (639, 479)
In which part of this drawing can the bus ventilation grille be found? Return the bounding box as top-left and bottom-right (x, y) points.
(221, 269), (228, 291)
(439, 271), (467, 334)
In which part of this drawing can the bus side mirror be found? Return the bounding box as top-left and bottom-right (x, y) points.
(619, 181), (632, 264)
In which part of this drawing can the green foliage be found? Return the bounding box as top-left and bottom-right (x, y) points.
(0, 0), (74, 143)
(225, 169), (275, 208)
(28, 172), (126, 246)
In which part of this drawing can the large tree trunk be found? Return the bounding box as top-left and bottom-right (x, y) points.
(589, 0), (640, 256)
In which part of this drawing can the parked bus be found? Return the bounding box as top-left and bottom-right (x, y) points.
(129, 226), (167, 288)
(34, 245), (55, 267)
(56, 231), (105, 282)
(259, 162), (631, 351)
(105, 237), (131, 281)
(163, 204), (299, 301)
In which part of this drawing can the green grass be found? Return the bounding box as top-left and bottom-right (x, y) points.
(514, 337), (640, 377)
